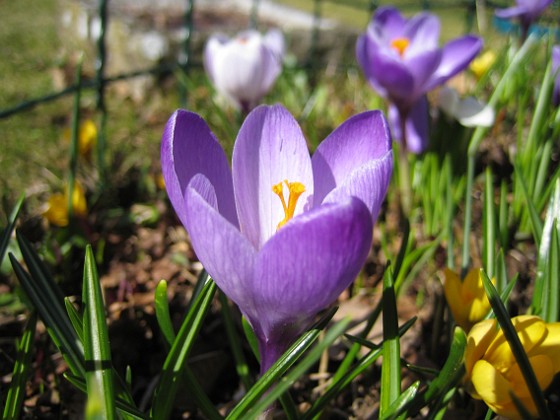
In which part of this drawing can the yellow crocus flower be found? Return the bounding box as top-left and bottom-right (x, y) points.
(63, 119), (97, 158)
(43, 181), (87, 227)
(470, 50), (496, 79)
(465, 315), (560, 419)
(443, 268), (492, 331)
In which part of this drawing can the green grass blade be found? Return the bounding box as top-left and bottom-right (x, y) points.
(154, 277), (224, 420)
(380, 267), (401, 417)
(242, 315), (260, 362)
(219, 292), (253, 391)
(10, 233), (85, 377)
(483, 168), (495, 278)
(150, 276), (217, 419)
(480, 270), (552, 420)
(0, 193), (24, 266)
(226, 307), (338, 419)
(64, 297), (84, 343)
(406, 327), (466, 416)
(514, 164), (543, 247)
(154, 279), (175, 346)
(240, 319), (351, 419)
(499, 180), (509, 250)
(82, 245), (116, 420)
(382, 381), (420, 420)
(543, 222), (559, 322)
(533, 179), (560, 319)
(64, 374), (147, 419)
(2, 313), (37, 420)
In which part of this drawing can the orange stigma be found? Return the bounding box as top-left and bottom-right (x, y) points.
(390, 37), (410, 57)
(272, 180), (305, 230)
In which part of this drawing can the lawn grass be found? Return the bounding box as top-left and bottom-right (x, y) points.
(275, 0), (480, 39)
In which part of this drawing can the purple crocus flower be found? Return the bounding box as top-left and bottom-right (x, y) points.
(204, 29), (284, 114)
(161, 104), (393, 373)
(552, 45), (560, 107)
(356, 7), (482, 153)
(496, 0), (553, 41)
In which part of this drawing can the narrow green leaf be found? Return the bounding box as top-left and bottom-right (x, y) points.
(241, 319), (351, 419)
(9, 238), (85, 378)
(154, 279), (175, 346)
(514, 165), (543, 247)
(226, 307), (338, 419)
(483, 168), (495, 278)
(83, 245), (116, 420)
(242, 315), (260, 362)
(380, 268), (401, 417)
(302, 345), (383, 420)
(404, 327), (466, 417)
(499, 180), (509, 250)
(543, 222), (559, 322)
(151, 276), (217, 419)
(64, 374), (147, 419)
(219, 292), (253, 390)
(3, 313), (36, 420)
(154, 276), (223, 420)
(64, 297), (84, 343)
(0, 193), (24, 266)
(533, 179), (560, 318)
(480, 270), (552, 420)
(382, 381), (420, 420)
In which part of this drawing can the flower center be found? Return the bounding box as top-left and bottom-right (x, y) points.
(272, 180), (305, 230)
(390, 37), (410, 57)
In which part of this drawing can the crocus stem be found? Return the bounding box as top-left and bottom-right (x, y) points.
(398, 114), (412, 216)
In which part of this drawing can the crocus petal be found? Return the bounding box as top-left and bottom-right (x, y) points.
(371, 7), (406, 41)
(552, 45), (560, 107)
(443, 268), (466, 328)
(389, 97), (429, 153)
(203, 34), (228, 83)
(455, 98), (495, 127)
(370, 48), (415, 101)
(495, 5), (529, 19)
(232, 104), (314, 249)
(263, 28), (285, 60)
(321, 154), (393, 222)
(312, 110), (392, 209)
(486, 315), (547, 368)
(508, 355), (554, 398)
(465, 319), (498, 376)
(533, 322), (560, 372)
(184, 174), (257, 314)
(405, 49), (442, 99)
(405, 12), (440, 55)
(161, 109), (238, 228)
(471, 359), (513, 406)
(426, 35), (483, 91)
(251, 197), (372, 343)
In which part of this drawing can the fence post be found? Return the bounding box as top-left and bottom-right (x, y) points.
(307, 0), (321, 79)
(178, 0), (194, 108)
(96, 0), (108, 186)
(250, 0), (260, 29)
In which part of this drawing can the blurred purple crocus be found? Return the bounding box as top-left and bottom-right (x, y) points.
(161, 104), (393, 373)
(204, 29), (284, 114)
(356, 7), (482, 153)
(552, 45), (560, 107)
(496, 0), (553, 41)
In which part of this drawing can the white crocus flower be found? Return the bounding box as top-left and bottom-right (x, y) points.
(204, 29), (285, 113)
(438, 86), (495, 127)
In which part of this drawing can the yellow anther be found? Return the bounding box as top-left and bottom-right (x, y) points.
(390, 37), (410, 57)
(272, 180), (305, 230)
